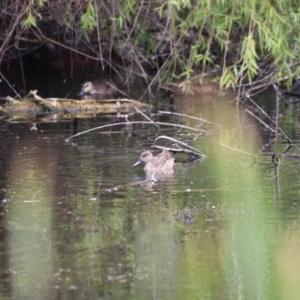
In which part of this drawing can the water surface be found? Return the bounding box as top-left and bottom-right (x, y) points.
(1, 82), (300, 300)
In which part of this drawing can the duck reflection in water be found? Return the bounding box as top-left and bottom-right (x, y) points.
(133, 150), (174, 188)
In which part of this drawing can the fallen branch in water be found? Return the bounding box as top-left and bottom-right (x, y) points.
(66, 120), (207, 141)
(153, 135), (206, 158)
(158, 110), (221, 127)
(260, 152), (300, 159)
(245, 94), (299, 150)
(65, 108), (209, 160)
(134, 106), (160, 130)
(245, 109), (276, 134)
(218, 142), (257, 163)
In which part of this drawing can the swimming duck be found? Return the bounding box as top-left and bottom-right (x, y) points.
(80, 81), (117, 96)
(133, 150), (174, 173)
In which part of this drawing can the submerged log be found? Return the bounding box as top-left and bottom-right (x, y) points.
(0, 90), (151, 116)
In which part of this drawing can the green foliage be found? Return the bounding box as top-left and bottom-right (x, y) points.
(6, 0), (300, 89)
(240, 34), (259, 83)
(21, 0), (46, 28)
(22, 11), (37, 28)
(155, 0), (300, 88)
(36, 0), (46, 7)
(123, 0), (136, 22)
(80, 1), (97, 34)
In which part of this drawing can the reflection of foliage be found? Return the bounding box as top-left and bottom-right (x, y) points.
(1, 0), (300, 92)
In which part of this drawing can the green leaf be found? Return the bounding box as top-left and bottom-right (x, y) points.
(22, 12), (37, 28)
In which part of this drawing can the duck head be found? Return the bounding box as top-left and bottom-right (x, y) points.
(133, 151), (153, 167)
(80, 81), (95, 96)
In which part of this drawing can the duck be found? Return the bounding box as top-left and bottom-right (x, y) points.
(80, 80), (117, 96)
(133, 150), (174, 173)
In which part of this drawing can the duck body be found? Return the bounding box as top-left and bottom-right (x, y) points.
(80, 81), (117, 96)
(133, 150), (174, 173)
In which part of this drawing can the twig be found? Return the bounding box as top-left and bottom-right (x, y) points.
(245, 109), (276, 133)
(218, 142), (256, 162)
(0, 72), (22, 99)
(153, 135), (206, 157)
(246, 95), (276, 125)
(134, 106), (160, 129)
(66, 121), (206, 141)
(260, 152), (300, 159)
(272, 83), (280, 157)
(107, 81), (128, 97)
(245, 94), (297, 147)
(29, 90), (57, 111)
(158, 110), (221, 127)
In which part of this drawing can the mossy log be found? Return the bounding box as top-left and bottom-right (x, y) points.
(0, 90), (151, 116)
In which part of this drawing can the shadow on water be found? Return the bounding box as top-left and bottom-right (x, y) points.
(1, 73), (300, 299)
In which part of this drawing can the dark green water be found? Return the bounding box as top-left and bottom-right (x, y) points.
(1, 76), (300, 300)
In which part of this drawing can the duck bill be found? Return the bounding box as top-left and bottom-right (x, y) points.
(133, 159), (142, 167)
(79, 89), (85, 96)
